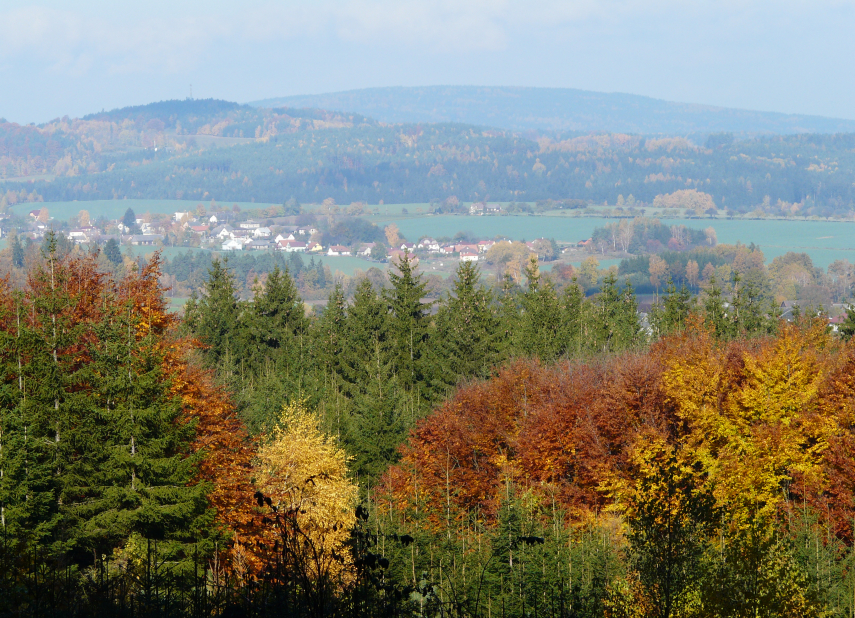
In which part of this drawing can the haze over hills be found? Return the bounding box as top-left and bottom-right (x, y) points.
(250, 86), (855, 136)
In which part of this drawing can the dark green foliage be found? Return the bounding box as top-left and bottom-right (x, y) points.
(840, 305), (855, 342)
(595, 274), (644, 352)
(103, 238), (123, 264)
(383, 251), (432, 393)
(186, 258), (239, 367)
(650, 278), (694, 337)
(10, 233), (24, 267)
(427, 261), (501, 398)
(513, 257), (562, 362)
(0, 244), (211, 589)
(121, 207), (136, 230)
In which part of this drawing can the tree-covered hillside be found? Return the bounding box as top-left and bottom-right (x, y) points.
(10, 127), (855, 218)
(250, 85), (855, 134)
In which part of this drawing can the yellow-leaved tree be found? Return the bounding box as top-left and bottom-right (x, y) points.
(661, 322), (831, 617)
(256, 401), (358, 591)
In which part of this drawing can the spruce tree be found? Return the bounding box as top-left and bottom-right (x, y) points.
(69, 285), (212, 567)
(558, 279), (587, 357)
(313, 284), (349, 433)
(703, 276), (730, 339)
(341, 277), (389, 399)
(514, 256), (562, 362)
(238, 266), (309, 430)
(10, 233), (24, 267)
(596, 274), (643, 352)
(426, 261), (500, 398)
(191, 258), (240, 367)
(650, 278), (693, 338)
(383, 251), (431, 394)
(103, 238), (123, 265)
(496, 274), (522, 358)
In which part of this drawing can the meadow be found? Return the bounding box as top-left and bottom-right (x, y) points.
(377, 214), (855, 270)
(7, 198), (855, 272)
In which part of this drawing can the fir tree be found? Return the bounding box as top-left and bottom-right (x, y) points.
(383, 251), (431, 393)
(10, 233), (24, 268)
(426, 261), (500, 398)
(191, 258), (240, 367)
(650, 278), (694, 338)
(103, 238), (123, 265)
(596, 274), (643, 352)
(703, 276), (730, 339)
(558, 278), (586, 357)
(514, 256), (561, 362)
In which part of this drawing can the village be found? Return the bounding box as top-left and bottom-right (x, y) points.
(4, 205), (567, 265)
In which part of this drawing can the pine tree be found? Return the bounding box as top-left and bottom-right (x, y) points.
(703, 276), (730, 339)
(514, 256), (562, 362)
(10, 233), (24, 268)
(191, 258), (240, 367)
(426, 261), (500, 399)
(103, 238), (123, 265)
(650, 278), (693, 338)
(384, 251), (431, 394)
(558, 278), (586, 357)
(313, 284), (349, 434)
(596, 274), (643, 352)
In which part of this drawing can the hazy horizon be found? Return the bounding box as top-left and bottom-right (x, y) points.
(2, 1), (855, 124)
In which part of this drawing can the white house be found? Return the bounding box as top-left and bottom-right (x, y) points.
(460, 250), (479, 262)
(275, 233), (296, 242)
(239, 220), (261, 230)
(418, 238), (441, 252)
(253, 227), (272, 239)
(221, 239), (243, 251)
(327, 245), (350, 256)
(280, 240), (307, 252)
(357, 243), (376, 257)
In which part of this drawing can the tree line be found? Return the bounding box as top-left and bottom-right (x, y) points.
(3, 236), (855, 616)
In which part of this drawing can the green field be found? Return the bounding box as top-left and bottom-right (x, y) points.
(10, 199), (277, 223)
(375, 214), (855, 270)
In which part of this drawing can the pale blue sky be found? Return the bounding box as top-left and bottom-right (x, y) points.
(2, 0), (854, 124)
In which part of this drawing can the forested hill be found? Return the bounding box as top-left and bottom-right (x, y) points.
(13, 125), (855, 218)
(249, 86), (855, 135)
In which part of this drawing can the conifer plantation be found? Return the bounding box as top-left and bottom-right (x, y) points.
(6, 237), (855, 617)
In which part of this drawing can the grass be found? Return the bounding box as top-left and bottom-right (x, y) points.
(368, 213), (855, 270)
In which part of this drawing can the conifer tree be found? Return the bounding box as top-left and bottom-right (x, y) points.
(69, 262), (213, 566)
(596, 274), (643, 352)
(703, 276), (730, 339)
(383, 251), (431, 393)
(190, 258), (240, 368)
(496, 274), (522, 358)
(514, 256), (561, 361)
(341, 278), (390, 399)
(10, 233), (24, 268)
(558, 278), (587, 357)
(650, 278), (693, 338)
(313, 283), (349, 433)
(426, 261), (500, 398)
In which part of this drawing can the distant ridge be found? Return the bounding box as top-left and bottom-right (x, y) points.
(249, 86), (855, 136)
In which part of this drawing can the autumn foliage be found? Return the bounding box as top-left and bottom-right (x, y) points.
(382, 318), (855, 542)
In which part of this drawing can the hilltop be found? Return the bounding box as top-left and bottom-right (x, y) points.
(249, 85), (855, 135)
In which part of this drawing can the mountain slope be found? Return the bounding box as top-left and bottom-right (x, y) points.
(249, 86), (855, 135)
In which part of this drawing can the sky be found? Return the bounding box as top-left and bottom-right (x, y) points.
(2, 0), (855, 124)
